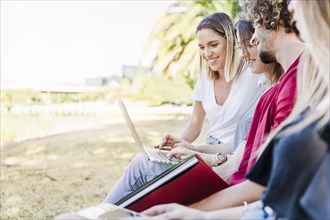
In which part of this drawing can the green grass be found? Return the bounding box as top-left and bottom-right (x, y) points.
(1, 114), (118, 147)
(1, 108), (207, 219)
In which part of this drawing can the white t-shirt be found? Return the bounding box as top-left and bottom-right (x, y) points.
(192, 69), (267, 144)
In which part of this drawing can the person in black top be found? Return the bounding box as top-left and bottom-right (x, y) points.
(142, 0), (329, 219)
(246, 117), (329, 219)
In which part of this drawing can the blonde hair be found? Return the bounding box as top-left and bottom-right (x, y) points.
(259, 0), (330, 154)
(196, 12), (240, 82)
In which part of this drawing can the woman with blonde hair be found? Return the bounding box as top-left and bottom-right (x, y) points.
(102, 12), (267, 204)
(157, 12), (266, 150)
(143, 0), (329, 219)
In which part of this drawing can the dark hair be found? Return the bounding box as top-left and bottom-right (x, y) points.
(235, 20), (284, 85)
(235, 20), (254, 61)
(240, 0), (299, 36)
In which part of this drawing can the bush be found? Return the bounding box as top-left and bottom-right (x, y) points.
(130, 74), (193, 106)
(1, 89), (42, 106)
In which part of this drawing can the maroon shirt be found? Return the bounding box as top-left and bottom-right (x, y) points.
(230, 57), (299, 185)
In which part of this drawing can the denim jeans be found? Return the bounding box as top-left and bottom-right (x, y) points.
(242, 202), (279, 220)
(103, 137), (222, 204)
(103, 154), (172, 204)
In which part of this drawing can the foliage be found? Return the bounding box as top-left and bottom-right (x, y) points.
(0, 88), (118, 106)
(147, 0), (239, 87)
(128, 1), (239, 105)
(1, 114), (117, 146)
(1, 89), (42, 107)
(129, 73), (193, 106)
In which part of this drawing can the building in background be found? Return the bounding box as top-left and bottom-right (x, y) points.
(85, 76), (110, 87)
(122, 65), (149, 82)
(84, 64), (149, 86)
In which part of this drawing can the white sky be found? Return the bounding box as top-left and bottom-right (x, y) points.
(1, 0), (174, 84)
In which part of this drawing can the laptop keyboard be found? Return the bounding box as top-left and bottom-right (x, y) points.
(145, 148), (170, 160)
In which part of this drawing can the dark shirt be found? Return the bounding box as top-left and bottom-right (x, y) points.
(246, 118), (330, 220)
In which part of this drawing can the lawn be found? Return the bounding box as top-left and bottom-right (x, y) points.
(1, 114), (117, 147)
(1, 105), (207, 219)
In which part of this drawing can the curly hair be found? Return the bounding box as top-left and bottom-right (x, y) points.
(239, 0), (299, 35)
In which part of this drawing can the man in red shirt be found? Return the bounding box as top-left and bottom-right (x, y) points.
(230, 57), (299, 185)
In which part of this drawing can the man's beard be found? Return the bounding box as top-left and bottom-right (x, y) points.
(259, 50), (276, 64)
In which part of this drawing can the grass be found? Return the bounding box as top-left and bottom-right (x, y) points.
(1, 114), (118, 147)
(1, 106), (207, 219)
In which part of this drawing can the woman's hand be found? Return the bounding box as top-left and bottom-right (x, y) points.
(154, 134), (188, 151)
(172, 141), (198, 151)
(166, 146), (195, 160)
(141, 203), (208, 220)
(167, 146), (216, 167)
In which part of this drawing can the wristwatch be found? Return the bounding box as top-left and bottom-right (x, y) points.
(215, 152), (228, 166)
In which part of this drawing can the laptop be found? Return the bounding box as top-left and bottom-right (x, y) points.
(118, 100), (180, 165)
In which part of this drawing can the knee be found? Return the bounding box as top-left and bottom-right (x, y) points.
(129, 154), (150, 170)
(129, 154), (171, 174)
(126, 154), (171, 178)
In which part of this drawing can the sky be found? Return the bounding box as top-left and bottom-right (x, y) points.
(1, 0), (174, 85)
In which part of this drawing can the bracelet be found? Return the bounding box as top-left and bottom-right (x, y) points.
(243, 201), (248, 212)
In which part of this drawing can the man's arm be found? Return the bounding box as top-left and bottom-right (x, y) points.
(189, 180), (265, 211)
(207, 200), (262, 219)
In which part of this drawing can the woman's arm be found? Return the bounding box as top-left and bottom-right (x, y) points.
(192, 142), (233, 154)
(142, 201), (262, 219)
(212, 141), (246, 182)
(166, 144), (233, 167)
(189, 180), (265, 211)
(155, 101), (205, 150)
(171, 141), (233, 154)
(179, 101), (205, 143)
(206, 200), (262, 219)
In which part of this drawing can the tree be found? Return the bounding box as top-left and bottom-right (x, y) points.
(147, 0), (239, 88)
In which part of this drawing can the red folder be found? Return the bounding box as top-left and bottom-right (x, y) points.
(115, 155), (229, 212)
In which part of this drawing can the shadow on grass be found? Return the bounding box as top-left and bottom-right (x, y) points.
(1, 116), (207, 219)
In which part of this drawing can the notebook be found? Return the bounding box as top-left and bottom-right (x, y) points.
(118, 100), (180, 165)
(115, 155), (229, 212)
(76, 203), (145, 219)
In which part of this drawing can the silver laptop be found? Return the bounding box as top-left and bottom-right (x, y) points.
(118, 100), (180, 165)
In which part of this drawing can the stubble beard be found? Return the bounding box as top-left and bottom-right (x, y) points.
(259, 50), (276, 64)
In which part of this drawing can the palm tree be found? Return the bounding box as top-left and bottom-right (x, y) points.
(146, 0), (239, 88)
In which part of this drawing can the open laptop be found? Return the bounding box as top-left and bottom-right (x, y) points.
(118, 100), (180, 165)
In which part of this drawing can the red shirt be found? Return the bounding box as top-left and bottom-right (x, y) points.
(230, 57), (299, 185)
